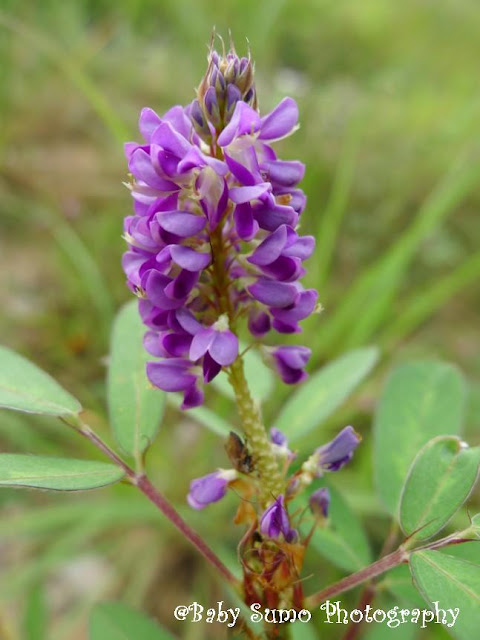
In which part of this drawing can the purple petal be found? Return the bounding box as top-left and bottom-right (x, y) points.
(229, 183), (271, 204)
(261, 159), (305, 186)
(209, 330), (239, 366)
(248, 279), (298, 308)
(270, 428), (288, 447)
(164, 269), (198, 300)
(143, 331), (167, 357)
(259, 97), (299, 141)
(187, 471), (230, 509)
(283, 235), (315, 260)
(248, 310), (271, 337)
(203, 351), (222, 383)
(144, 271), (183, 310)
(156, 211), (206, 237)
(253, 202), (298, 231)
(234, 204), (259, 241)
(261, 256), (303, 282)
(217, 102), (261, 147)
(271, 289), (318, 322)
(128, 149), (175, 191)
(176, 308), (202, 335)
(139, 108), (162, 141)
(189, 328), (215, 361)
(310, 487), (330, 518)
(248, 225), (288, 266)
(162, 332), (192, 357)
(150, 121), (191, 157)
(315, 426), (361, 473)
(146, 359), (196, 392)
(170, 245), (211, 271)
(182, 384), (204, 410)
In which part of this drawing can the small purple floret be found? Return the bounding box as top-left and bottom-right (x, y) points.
(309, 487), (330, 518)
(314, 426), (361, 474)
(259, 495), (297, 541)
(187, 469), (237, 509)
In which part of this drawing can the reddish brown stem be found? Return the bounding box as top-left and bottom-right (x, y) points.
(76, 423), (240, 588)
(305, 548), (409, 608)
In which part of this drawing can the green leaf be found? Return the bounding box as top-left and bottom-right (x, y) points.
(275, 346), (379, 441)
(212, 346), (273, 401)
(0, 454), (125, 491)
(410, 550), (480, 640)
(381, 564), (427, 608)
(108, 301), (165, 460)
(166, 394), (234, 437)
(90, 602), (175, 640)
(400, 436), (480, 541)
(24, 584), (47, 640)
(305, 483), (372, 572)
(374, 361), (466, 515)
(0, 345), (81, 416)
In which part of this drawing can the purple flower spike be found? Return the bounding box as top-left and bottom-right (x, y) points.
(187, 469), (237, 510)
(271, 345), (311, 384)
(314, 426), (361, 474)
(309, 487), (330, 518)
(260, 495), (296, 541)
(122, 42), (318, 408)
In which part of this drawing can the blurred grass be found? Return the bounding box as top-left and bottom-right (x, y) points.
(1, 0), (480, 638)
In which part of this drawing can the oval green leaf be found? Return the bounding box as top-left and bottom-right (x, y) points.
(0, 345), (81, 417)
(374, 361), (466, 515)
(400, 436), (480, 540)
(275, 346), (379, 441)
(108, 301), (165, 459)
(304, 482), (372, 572)
(410, 550), (480, 640)
(0, 454), (125, 491)
(90, 601), (175, 640)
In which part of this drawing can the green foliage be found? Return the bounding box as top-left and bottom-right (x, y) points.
(410, 550), (480, 640)
(23, 584), (47, 640)
(400, 436), (480, 541)
(374, 361), (466, 515)
(108, 301), (165, 461)
(89, 602), (175, 640)
(305, 483), (372, 572)
(0, 345), (81, 417)
(0, 454), (124, 490)
(275, 346), (379, 441)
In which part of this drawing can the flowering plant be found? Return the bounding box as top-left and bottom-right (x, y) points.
(0, 38), (479, 640)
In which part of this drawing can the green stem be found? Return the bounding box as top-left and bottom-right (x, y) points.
(229, 358), (284, 505)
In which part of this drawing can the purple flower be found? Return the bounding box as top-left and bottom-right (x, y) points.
(271, 345), (312, 384)
(314, 426), (361, 474)
(259, 495), (297, 541)
(189, 317), (239, 382)
(187, 469), (237, 509)
(309, 487), (330, 518)
(122, 43), (318, 407)
(270, 427), (296, 462)
(270, 427), (287, 447)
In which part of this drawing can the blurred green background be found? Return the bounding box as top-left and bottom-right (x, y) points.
(0, 0), (479, 638)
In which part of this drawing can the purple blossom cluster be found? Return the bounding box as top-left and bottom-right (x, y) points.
(122, 48), (317, 408)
